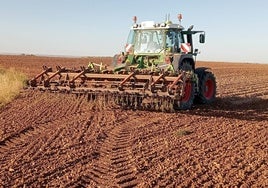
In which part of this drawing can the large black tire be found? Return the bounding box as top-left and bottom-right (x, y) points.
(179, 60), (193, 72)
(196, 71), (216, 104)
(174, 81), (195, 110)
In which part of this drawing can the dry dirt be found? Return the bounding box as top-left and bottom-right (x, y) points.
(0, 55), (267, 187)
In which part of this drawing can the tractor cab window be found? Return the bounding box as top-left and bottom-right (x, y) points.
(166, 30), (183, 52)
(133, 30), (165, 53)
(127, 30), (135, 45)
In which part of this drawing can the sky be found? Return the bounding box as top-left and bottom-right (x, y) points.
(0, 0), (267, 64)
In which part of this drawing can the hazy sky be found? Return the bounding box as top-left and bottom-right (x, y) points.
(0, 0), (267, 63)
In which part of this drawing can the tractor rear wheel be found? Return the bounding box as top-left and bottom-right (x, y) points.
(174, 81), (195, 110)
(196, 71), (216, 104)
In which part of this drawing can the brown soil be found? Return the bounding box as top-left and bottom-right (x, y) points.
(0, 55), (267, 187)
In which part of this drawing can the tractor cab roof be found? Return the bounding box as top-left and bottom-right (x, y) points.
(131, 20), (185, 31)
(130, 15), (205, 36)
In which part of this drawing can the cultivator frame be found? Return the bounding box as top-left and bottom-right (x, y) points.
(28, 65), (196, 111)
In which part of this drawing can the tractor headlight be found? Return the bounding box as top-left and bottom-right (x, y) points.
(160, 23), (166, 27)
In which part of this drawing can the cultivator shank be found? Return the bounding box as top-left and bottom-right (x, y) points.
(28, 65), (195, 111)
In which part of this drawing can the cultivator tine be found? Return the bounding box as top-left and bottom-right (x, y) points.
(132, 94), (139, 109)
(168, 97), (174, 112)
(119, 94), (124, 106)
(117, 94), (124, 107)
(154, 96), (161, 111)
(117, 93), (123, 106)
(103, 91), (114, 107)
(149, 97), (154, 110)
(162, 97), (168, 112)
(88, 92), (93, 101)
(113, 93), (118, 105)
(103, 92), (107, 106)
(134, 95), (139, 109)
(166, 97), (174, 112)
(160, 97), (165, 112)
(124, 94), (130, 107)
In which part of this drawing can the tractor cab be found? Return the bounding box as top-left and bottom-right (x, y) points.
(127, 28), (185, 54)
(115, 15), (206, 72)
(126, 21), (185, 55)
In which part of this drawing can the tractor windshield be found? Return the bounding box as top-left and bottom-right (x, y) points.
(133, 29), (165, 53)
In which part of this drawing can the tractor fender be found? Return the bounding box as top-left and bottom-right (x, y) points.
(172, 54), (195, 71)
(195, 67), (211, 74)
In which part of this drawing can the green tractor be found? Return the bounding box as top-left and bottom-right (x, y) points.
(113, 15), (216, 108)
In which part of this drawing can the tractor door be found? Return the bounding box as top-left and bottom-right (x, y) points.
(166, 30), (183, 53)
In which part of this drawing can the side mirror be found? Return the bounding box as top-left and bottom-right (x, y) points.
(199, 34), (205, 43)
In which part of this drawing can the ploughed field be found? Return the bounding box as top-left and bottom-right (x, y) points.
(0, 55), (267, 187)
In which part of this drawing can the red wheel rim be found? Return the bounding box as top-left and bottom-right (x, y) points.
(182, 82), (192, 102)
(204, 79), (214, 99)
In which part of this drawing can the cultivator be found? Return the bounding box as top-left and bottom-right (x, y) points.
(28, 65), (196, 111)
